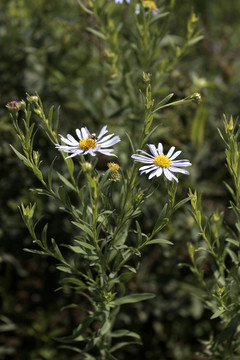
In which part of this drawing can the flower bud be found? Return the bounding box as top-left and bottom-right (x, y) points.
(6, 100), (26, 112)
(190, 93), (202, 104)
(27, 95), (39, 103)
(107, 162), (120, 182)
(143, 72), (151, 83)
(33, 151), (40, 166)
(81, 161), (92, 172)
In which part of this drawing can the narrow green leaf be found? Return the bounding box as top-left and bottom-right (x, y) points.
(66, 158), (74, 177)
(48, 105), (54, 128)
(111, 329), (141, 339)
(64, 245), (87, 255)
(114, 293), (155, 306)
(98, 169), (111, 192)
(23, 248), (48, 256)
(41, 223), (49, 250)
(152, 203), (168, 233)
(123, 265), (136, 273)
(32, 167), (44, 182)
(74, 239), (95, 250)
(188, 35), (204, 46)
(58, 185), (72, 209)
(59, 345), (94, 357)
(135, 220), (143, 246)
(47, 157), (57, 190)
(226, 248), (238, 264)
(72, 221), (94, 238)
(57, 172), (76, 191)
(225, 238), (239, 247)
(173, 196), (193, 213)
(110, 340), (142, 353)
(215, 315), (239, 345)
(153, 93), (174, 113)
(125, 131), (135, 153)
(76, 0), (94, 15)
(25, 123), (35, 147)
(9, 145), (31, 167)
(149, 11), (169, 25)
(61, 277), (86, 288)
(119, 272), (135, 283)
(31, 188), (55, 198)
(191, 105), (207, 149)
(86, 27), (106, 40)
(56, 265), (72, 273)
(99, 313), (111, 336)
(210, 307), (225, 319)
(51, 238), (64, 261)
(142, 125), (164, 147)
(147, 239), (173, 246)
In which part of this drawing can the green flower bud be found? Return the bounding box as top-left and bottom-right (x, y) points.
(190, 93), (202, 104)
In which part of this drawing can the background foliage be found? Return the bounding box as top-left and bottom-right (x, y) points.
(1, 0), (240, 359)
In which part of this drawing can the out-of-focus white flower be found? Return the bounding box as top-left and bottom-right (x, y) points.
(132, 143), (192, 182)
(136, 1), (159, 15)
(115, 0), (130, 3)
(56, 125), (120, 159)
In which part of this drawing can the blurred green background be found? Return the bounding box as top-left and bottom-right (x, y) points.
(1, 0), (240, 359)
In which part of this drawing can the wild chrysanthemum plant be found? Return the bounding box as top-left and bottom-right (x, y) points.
(56, 125), (120, 158)
(132, 143), (192, 182)
(7, 75), (198, 358)
(187, 116), (240, 358)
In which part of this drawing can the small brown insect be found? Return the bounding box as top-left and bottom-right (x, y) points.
(88, 134), (98, 140)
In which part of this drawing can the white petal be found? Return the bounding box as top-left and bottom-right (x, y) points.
(147, 144), (158, 156)
(98, 134), (114, 143)
(59, 135), (76, 146)
(99, 136), (120, 147)
(148, 168), (159, 179)
(86, 148), (97, 156)
(65, 150), (83, 158)
(57, 145), (79, 152)
(131, 154), (154, 164)
(98, 125), (108, 139)
(67, 134), (79, 144)
(167, 146), (175, 158)
(164, 168), (178, 182)
(169, 166), (189, 174)
(135, 4), (140, 14)
(169, 150), (182, 160)
(139, 164), (156, 171)
(171, 160), (192, 167)
(98, 149), (117, 156)
(157, 143), (163, 154)
(155, 167), (163, 177)
(76, 129), (82, 140)
(136, 149), (155, 158)
(81, 127), (90, 139)
(140, 165), (157, 174)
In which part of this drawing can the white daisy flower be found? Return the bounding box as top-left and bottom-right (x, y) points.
(56, 125), (120, 159)
(131, 143), (192, 182)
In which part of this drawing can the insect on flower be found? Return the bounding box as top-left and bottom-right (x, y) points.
(88, 134), (98, 141)
(132, 143), (192, 182)
(56, 125), (120, 159)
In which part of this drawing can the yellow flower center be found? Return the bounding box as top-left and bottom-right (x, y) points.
(107, 162), (120, 171)
(154, 154), (171, 168)
(143, 1), (157, 10)
(79, 138), (97, 150)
